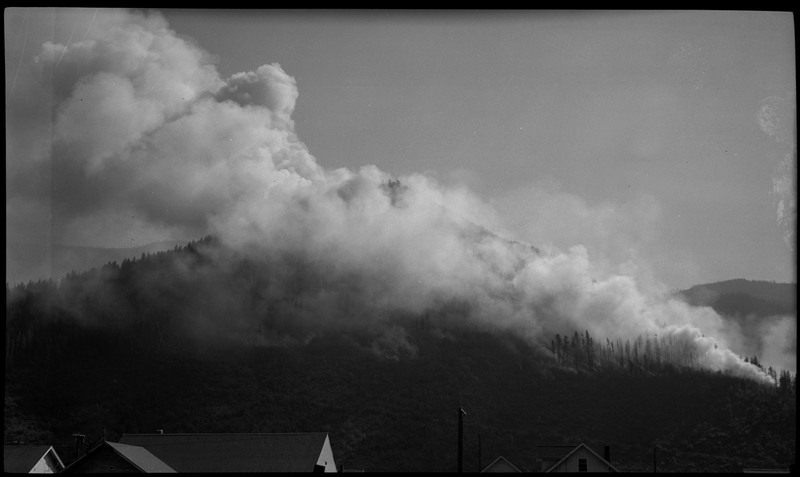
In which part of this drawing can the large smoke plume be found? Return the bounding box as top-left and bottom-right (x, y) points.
(7, 9), (793, 382)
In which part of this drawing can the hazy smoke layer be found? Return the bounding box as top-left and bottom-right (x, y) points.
(758, 93), (797, 255)
(8, 9), (789, 382)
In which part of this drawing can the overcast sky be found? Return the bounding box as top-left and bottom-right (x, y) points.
(5, 9), (796, 289)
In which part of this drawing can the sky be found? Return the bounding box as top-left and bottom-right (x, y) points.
(5, 9), (796, 290)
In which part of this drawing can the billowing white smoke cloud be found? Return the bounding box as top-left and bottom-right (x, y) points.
(491, 179), (674, 290)
(759, 316), (797, 373)
(7, 8), (781, 383)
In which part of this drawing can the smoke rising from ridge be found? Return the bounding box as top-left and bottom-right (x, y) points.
(6, 8), (791, 383)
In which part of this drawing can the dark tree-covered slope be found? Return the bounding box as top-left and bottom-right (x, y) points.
(5, 239), (796, 472)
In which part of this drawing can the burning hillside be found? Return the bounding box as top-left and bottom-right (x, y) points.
(6, 9), (790, 383)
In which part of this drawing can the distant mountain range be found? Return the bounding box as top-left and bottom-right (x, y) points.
(674, 279), (796, 317)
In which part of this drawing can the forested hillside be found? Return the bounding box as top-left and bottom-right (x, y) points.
(675, 279), (796, 317)
(50, 241), (188, 284)
(5, 238), (796, 472)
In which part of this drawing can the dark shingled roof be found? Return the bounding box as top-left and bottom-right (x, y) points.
(62, 441), (175, 473)
(4, 445), (62, 473)
(118, 433), (330, 472)
(107, 442), (176, 473)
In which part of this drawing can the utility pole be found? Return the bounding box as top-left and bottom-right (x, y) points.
(477, 433), (482, 472)
(653, 445), (657, 473)
(458, 407), (466, 473)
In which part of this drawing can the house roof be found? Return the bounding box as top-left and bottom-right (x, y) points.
(3, 445), (63, 473)
(482, 455), (522, 473)
(106, 442), (176, 473)
(544, 443), (619, 473)
(118, 433), (330, 472)
(62, 441), (175, 473)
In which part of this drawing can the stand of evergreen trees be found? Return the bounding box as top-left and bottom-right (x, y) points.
(549, 329), (796, 393)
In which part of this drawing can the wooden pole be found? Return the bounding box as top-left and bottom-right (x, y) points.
(458, 407), (466, 473)
(478, 433), (482, 472)
(653, 445), (657, 473)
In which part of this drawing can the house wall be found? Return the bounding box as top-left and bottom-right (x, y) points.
(550, 448), (613, 472)
(30, 456), (55, 474)
(483, 460), (520, 472)
(316, 435), (338, 472)
(29, 450), (63, 474)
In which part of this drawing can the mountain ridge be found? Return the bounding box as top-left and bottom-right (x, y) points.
(673, 278), (796, 321)
(5, 239), (796, 472)
(675, 278), (796, 313)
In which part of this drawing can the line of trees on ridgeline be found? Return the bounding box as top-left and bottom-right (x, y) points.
(549, 330), (796, 393)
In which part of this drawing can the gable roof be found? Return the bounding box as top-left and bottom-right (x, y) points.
(4, 445), (63, 473)
(61, 441), (175, 473)
(544, 443), (619, 473)
(106, 442), (176, 473)
(118, 433), (331, 472)
(482, 455), (523, 473)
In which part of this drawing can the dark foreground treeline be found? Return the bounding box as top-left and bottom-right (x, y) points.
(5, 238), (797, 472)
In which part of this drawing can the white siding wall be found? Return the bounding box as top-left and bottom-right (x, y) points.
(484, 460), (520, 472)
(551, 448), (613, 472)
(316, 434), (338, 472)
(29, 456), (56, 474)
